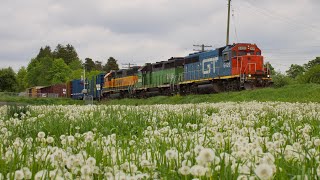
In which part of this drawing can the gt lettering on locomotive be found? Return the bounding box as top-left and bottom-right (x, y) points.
(202, 57), (218, 74)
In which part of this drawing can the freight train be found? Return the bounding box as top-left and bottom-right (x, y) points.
(30, 43), (272, 100)
(93, 43), (271, 99)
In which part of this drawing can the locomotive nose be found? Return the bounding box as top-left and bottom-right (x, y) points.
(241, 55), (264, 75)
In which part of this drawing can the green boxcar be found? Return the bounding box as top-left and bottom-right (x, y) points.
(150, 68), (183, 87)
(136, 58), (184, 88)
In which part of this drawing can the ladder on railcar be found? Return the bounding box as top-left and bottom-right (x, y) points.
(240, 74), (245, 88)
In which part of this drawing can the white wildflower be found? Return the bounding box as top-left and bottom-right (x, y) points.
(37, 131), (46, 139)
(179, 166), (190, 176)
(198, 148), (215, 163)
(254, 163), (274, 180)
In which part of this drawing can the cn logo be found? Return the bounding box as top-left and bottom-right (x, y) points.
(202, 57), (218, 74)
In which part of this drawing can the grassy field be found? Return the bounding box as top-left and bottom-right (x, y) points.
(1, 102), (320, 179)
(105, 84), (320, 105)
(1, 85), (320, 179)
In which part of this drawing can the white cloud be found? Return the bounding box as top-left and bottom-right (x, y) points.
(0, 0), (319, 72)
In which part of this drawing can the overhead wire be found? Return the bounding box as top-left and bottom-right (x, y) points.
(236, 1), (320, 35)
(242, 0), (320, 33)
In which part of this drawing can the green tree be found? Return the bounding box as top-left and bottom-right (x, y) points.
(95, 61), (103, 71)
(87, 70), (102, 80)
(53, 44), (79, 65)
(36, 46), (53, 59)
(49, 59), (72, 84)
(103, 57), (119, 72)
(286, 64), (305, 79)
(298, 64), (320, 84)
(70, 69), (84, 80)
(304, 57), (320, 71)
(16, 66), (28, 91)
(0, 67), (17, 92)
(85, 58), (96, 72)
(26, 57), (54, 86)
(69, 59), (83, 70)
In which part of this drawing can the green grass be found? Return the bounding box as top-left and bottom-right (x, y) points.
(1, 83), (319, 106)
(105, 83), (320, 105)
(0, 94), (83, 105)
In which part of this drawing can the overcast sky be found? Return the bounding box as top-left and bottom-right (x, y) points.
(1, 0), (319, 72)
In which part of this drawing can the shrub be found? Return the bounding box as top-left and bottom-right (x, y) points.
(297, 65), (320, 84)
(272, 73), (292, 88)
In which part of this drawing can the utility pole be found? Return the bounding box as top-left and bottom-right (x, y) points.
(193, 44), (212, 52)
(226, 0), (231, 46)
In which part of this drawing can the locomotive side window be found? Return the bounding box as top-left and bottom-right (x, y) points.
(256, 51), (261, 55)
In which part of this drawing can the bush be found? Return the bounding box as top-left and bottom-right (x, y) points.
(272, 73), (292, 88)
(297, 65), (320, 84)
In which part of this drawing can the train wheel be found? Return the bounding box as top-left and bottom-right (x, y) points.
(212, 83), (222, 93)
(244, 82), (255, 90)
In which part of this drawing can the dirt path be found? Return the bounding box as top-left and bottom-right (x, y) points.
(0, 102), (28, 106)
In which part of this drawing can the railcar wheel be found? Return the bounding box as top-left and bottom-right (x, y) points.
(212, 83), (222, 93)
(244, 82), (255, 90)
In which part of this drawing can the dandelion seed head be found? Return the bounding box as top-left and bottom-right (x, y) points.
(198, 148), (215, 163)
(14, 170), (24, 180)
(179, 166), (190, 176)
(37, 132), (45, 139)
(254, 163), (274, 180)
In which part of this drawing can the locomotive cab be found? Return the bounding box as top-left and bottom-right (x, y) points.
(222, 43), (272, 88)
(227, 43), (270, 78)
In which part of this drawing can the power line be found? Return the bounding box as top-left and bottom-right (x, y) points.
(244, 0), (320, 31)
(238, 0), (320, 34)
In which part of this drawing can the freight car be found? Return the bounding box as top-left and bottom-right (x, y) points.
(102, 66), (140, 99)
(88, 73), (105, 100)
(40, 83), (67, 98)
(69, 73), (105, 100)
(134, 57), (184, 97)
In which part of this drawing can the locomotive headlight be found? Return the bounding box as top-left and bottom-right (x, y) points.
(248, 74), (251, 78)
(267, 75), (270, 78)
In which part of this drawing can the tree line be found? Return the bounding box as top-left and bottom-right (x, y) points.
(0, 44), (119, 92)
(272, 57), (320, 87)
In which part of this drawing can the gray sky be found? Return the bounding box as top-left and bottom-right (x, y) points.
(1, 0), (319, 72)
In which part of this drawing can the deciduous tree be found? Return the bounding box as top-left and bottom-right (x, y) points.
(103, 57), (119, 72)
(304, 57), (320, 71)
(16, 67), (28, 91)
(84, 58), (96, 72)
(286, 64), (305, 79)
(95, 61), (103, 71)
(49, 59), (72, 84)
(0, 67), (17, 92)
